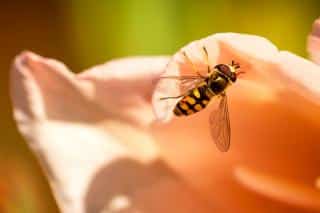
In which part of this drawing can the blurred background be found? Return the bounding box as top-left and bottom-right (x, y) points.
(0, 0), (319, 212)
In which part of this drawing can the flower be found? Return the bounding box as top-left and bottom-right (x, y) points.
(11, 19), (320, 212)
(308, 17), (320, 64)
(151, 32), (320, 212)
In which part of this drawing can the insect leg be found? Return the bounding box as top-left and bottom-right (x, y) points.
(182, 51), (206, 79)
(202, 46), (211, 73)
(159, 94), (185, 100)
(231, 60), (241, 69)
(159, 88), (194, 100)
(159, 76), (200, 80)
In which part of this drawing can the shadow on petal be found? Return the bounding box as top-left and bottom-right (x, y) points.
(85, 158), (213, 213)
(234, 166), (320, 211)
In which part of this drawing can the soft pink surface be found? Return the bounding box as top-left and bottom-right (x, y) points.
(11, 30), (320, 212)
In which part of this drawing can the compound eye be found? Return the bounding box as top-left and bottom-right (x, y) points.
(214, 64), (231, 73)
(215, 64), (237, 82)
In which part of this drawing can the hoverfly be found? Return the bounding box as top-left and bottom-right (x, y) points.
(159, 46), (244, 152)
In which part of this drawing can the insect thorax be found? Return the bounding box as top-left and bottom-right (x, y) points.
(207, 73), (229, 94)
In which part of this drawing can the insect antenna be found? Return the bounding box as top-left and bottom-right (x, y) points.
(231, 60), (240, 69)
(236, 70), (245, 77)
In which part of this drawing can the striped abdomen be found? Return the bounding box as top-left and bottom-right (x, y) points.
(173, 83), (215, 116)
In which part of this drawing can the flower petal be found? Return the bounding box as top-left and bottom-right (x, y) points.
(316, 177), (320, 190)
(151, 33), (320, 212)
(153, 33), (320, 121)
(152, 33), (278, 121)
(308, 17), (320, 64)
(10, 51), (132, 212)
(276, 51), (320, 104)
(10, 51), (97, 124)
(78, 56), (169, 126)
(234, 166), (320, 211)
(11, 52), (214, 212)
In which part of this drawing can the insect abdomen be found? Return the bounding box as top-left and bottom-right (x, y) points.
(174, 84), (214, 116)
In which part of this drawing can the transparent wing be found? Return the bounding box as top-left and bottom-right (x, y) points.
(159, 75), (205, 99)
(209, 93), (231, 152)
(153, 48), (211, 121)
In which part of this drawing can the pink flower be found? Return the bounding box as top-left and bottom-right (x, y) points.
(308, 18), (320, 64)
(11, 18), (320, 212)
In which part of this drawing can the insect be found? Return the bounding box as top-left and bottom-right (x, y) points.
(160, 47), (244, 152)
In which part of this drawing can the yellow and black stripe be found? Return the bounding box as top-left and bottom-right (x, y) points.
(173, 84), (215, 116)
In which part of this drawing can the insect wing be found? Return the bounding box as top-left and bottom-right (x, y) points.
(159, 75), (205, 95)
(209, 93), (231, 152)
